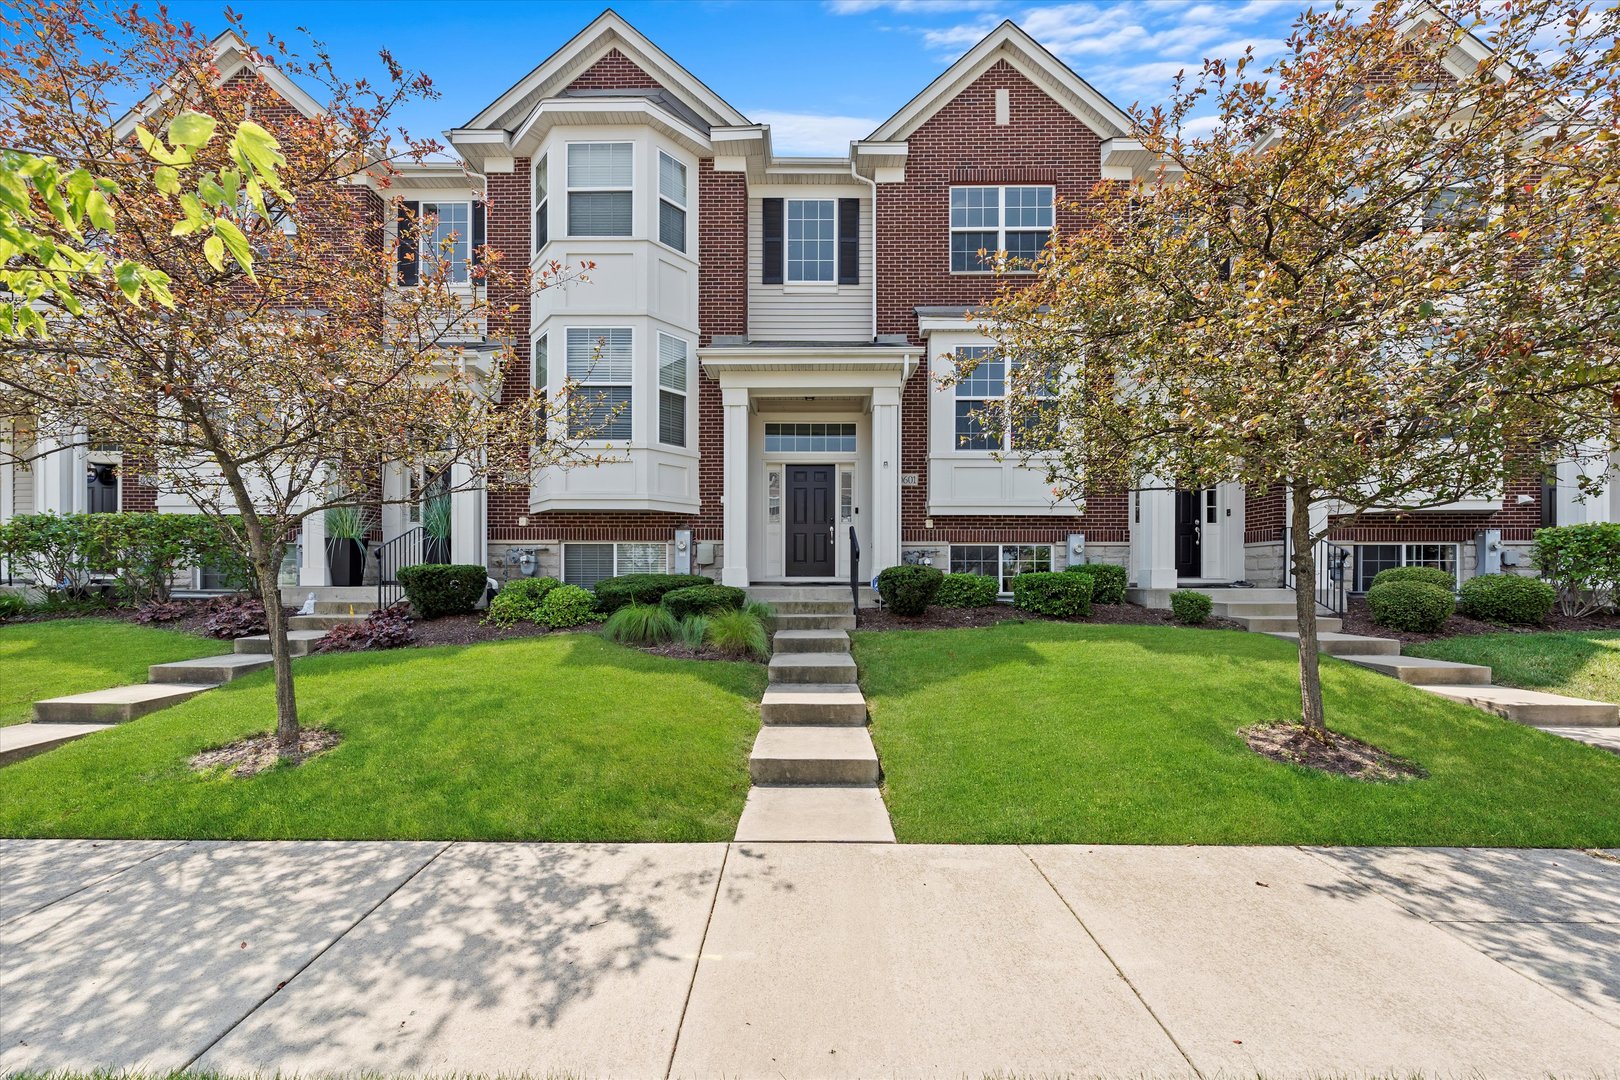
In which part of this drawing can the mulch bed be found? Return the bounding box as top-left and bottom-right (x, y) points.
(1339, 596), (1620, 646)
(852, 602), (1245, 633)
(1241, 722), (1427, 782)
(189, 728), (341, 778)
(405, 613), (586, 647)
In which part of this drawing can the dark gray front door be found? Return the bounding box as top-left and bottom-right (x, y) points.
(786, 465), (835, 577)
(1174, 489), (1202, 578)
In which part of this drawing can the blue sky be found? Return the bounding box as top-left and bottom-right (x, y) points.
(148, 0), (1304, 154)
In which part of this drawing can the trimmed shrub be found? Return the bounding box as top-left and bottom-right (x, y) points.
(876, 564), (944, 616)
(487, 577), (561, 627)
(397, 563), (487, 619)
(0, 593), (27, 622)
(935, 572), (998, 608)
(1169, 590), (1213, 625)
(1012, 571), (1093, 618)
(318, 604), (415, 652)
(1457, 573), (1556, 625)
(1532, 523), (1620, 616)
(1065, 562), (1128, 605)
(592, 573), (712, 614)
(537, 584), (597, 629)
(602, 603), (680, 645)
(661, 583), (746, 620)
(706, 608), (770, 659)
(1366, 580), (1454, 632)
(1369, 566), (1457, 592)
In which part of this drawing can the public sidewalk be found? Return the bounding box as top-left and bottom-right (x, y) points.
(4, 840), (1619, 1078)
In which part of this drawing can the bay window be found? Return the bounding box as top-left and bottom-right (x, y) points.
(567, 142), (633, 237)
(566, 327), (633, 441)
(657, 331), (687, 447)
(533, 155), (548, 250)
(658, 152), (687, 252)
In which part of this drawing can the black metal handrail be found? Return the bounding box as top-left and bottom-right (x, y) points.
(1283, 528), (1352, 616)
(377, 527), (424, 609)
(848, 524), (861, 622)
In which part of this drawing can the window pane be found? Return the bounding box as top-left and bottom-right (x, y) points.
(763, 422), (856, 453)
(569, 386), (632, 441)
(423, 202), (470, 283)
(659, 389), (685, 447)
(565, 327), (633, 382)
(564, 543), (615, 588)
(1004, 229), (1048, 264)
(567, 142), (632, 188)
(950, 545), (999, 579)
(955, 349), (1004, 398)
(658, 152), (686, 206)
(617, 542), (668, 575)
(568, 191), (632, 236)
(1004, 186), (1054, 228)
(1002, 544), (1050, 590)
(1354, 545), (1400, 591)
(659, 201), (686, 251)
(658, 333), (687, 392)
(535, 155), (548, 200)
(786, 199), (836, 282)
(535, 198), (548, 249)
(955, 400), (998, 450)
(950, 187), (999, 229)
(950, 230), (997, 272)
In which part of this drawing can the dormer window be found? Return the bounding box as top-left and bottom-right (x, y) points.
(658, 152), (687, 252)
(567, 142), (633, 237)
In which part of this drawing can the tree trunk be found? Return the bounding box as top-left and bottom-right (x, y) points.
(250, 549), (301, 755)
(1289, 480), (1329, 740)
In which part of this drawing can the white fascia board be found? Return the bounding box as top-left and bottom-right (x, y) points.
(506, 98), (713, 158)
(917, 314), (989, 335)
(111, 33), (325, 141)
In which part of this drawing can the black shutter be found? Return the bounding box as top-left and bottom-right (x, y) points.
(472, 200), (486, 278)
(397, 200), (419, 286)
(837, 197), (859, 285)
(761, 197), (784, 285)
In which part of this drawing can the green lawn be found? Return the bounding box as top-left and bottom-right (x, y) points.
(854, 622), (1620, 846)
(1408, 631), (1620, 706)
(0, 634), (767, 841)
(0, 619), (222, 726)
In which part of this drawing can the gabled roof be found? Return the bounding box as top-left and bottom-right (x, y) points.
(461, 8), (749, 134)
(112, 31), (324, 141)
(865, 20), (1133, 143)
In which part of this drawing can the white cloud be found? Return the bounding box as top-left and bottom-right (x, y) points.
(748, 110), (883, 155)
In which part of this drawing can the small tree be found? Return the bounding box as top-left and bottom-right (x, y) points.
(981, 0), (1620, 739)
(0, 3), (590, 756)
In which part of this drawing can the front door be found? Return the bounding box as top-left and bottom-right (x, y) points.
(1174, 488), (1203, 578)
(786, 465), (836, 577)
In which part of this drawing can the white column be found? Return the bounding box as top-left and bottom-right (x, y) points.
(449, 458), (485, 569)
(720, 387), (751, 587)
(298, 470), (329, 587)
(32, 426), (86, 516)
(1133, 477), (1178, 590)
(869, 386), (902, 576)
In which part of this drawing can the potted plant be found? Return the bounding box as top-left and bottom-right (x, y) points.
(421, 495), (452, 565)
(324, 504), (373, 587)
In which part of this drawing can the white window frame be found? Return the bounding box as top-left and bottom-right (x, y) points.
(786, 197), (837, 284)
(563, 541), (670, 588)
(657, 151), (687, 254)
(949, 543), (1053, 594)
(657, 331), (688, 448)
(1351, 542), (1461, 592)
(949, 185), (1054, 274)
(951, 348), (1053, 453)
(565, 326), (634, 443)
(420, 200), (472, 284)
(566, 141), (634, 238)
(533, 154), (548, 252)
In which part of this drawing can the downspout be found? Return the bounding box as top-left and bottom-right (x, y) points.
(850, 151), (877, 342)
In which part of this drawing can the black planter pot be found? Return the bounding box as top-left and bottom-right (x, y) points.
(424, 536), (452, 565)
(325, 538), (365, 587)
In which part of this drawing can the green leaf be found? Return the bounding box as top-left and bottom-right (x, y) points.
(135, 125), (188, 167)
(140, 266), (176, 308)
(168, 111), (218, 150)
(153, 166), (180, 195)
(114, 260), (144, 305)
(196, 175), (229, 208)
(202, 233), (225, 271)
(210, 218), (255, 278)
(231, 120), (293, 200)
(171, 194), (210, 237)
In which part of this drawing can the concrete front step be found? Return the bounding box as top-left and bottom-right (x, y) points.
(734, 785), (895, 842)
(1264, 631), (1401, 657)
(34, 683), (216, 724)
(1231, 615), (1343, 634)
(771, 612), (858, 632)
(149, 653), (274, 684)
(288, 613), (369, 631)
(1, 722), (116, 766)
(768, 651), (858, 684)
(233, 630), (328, 656)
(769, 599), (857, 616)
(773, 628), (851, 654)
(279, 586), (376, 607)
(1417, 684), (1619, 727)
(748, 726), (881, 785)
(1337, 654), (1493, 686)
(748, 585), (873, 604)
(1211, 601), (1302, 617)
(760, 683), (868, 726)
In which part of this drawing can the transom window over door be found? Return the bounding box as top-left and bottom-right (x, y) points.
(567, 142), (633, 237)
(787, 199), (836, 282)
(566, 327), (633, 441)
(950, 185), (1054, 271)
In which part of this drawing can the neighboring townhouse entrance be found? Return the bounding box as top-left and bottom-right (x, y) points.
(1174, 489), (1203, 578)
(785, 464), (836, 577)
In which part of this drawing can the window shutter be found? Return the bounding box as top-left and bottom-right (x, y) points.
(837, 198), (859, 285)
(397, 200), (419, 286)
(472, 200), (486, 276)
(762, 197), (784, 285)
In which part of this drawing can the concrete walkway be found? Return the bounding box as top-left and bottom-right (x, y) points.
(4, 841), (1619, 1078)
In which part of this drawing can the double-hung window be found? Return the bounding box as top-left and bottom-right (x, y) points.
(533, 155), (549, 250)
(657, 332), (687, 447)
(658, 152), (687, 252)
(567, 142), (633, 237)
(954, 346), (1004, 450)
(787, 198), (836, 282)
(566, 327), (633, 441)
(423, 201), (471, 283)
(950, 543), (1052, 593)
(563, 542), (669, 588)
(949, 185), (1053, 271)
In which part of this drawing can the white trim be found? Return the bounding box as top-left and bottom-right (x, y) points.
(785, 197), (837, 284)
(112, 31), (324, 141)
(565, 140), (636, 239)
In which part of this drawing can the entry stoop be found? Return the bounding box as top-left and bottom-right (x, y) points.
(234, 630), (328, 656)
